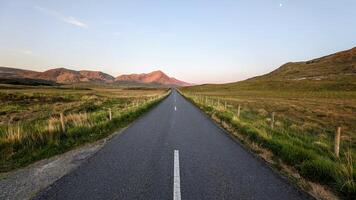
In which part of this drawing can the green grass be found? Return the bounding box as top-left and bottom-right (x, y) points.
(0, 86), (169, 172)
(180, 91), (355, 199)
(180, 48), (356, 198)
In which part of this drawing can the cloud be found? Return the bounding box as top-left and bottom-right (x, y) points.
(17, 50), (33, 55)
(35, 6), (88, 28)
(63, 16), (88, 28)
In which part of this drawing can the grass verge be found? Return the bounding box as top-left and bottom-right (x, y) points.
(0, 90), (169, 172)
(180, 91), (355, 200)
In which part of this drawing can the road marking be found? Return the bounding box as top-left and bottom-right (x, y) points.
(174, 150), (181, 200)
(174, 106), (177, 111)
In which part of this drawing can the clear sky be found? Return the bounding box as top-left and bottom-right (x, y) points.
(0, 0), (355, 84)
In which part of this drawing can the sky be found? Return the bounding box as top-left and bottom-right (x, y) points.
(0, 0), (355, 84)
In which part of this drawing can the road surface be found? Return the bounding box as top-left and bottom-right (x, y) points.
(35, 90), (310, 200)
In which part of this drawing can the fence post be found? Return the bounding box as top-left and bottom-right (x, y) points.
(60, 113), (65, 132)
(108, 108), (112, 121)
(237, 104), (241, 118)
(334, 127), (341, 158)
(270, 112), (275, 129)
(17, 122), (20, 135)
(224, 101), (227, 109)
(205, 96), (207, 104)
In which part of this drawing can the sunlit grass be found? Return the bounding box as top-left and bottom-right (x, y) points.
(181, 91), (355, 198)
(0, 86), (169, 172)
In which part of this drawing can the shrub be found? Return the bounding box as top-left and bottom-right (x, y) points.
(300, 158), (340, 184)
(265, 139), (317, 165)
(240, 125), (269, 144)
(216, 111), (234, 123)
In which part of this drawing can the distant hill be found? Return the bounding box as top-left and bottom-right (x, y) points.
(35, 68), (115, 83)
(0, 67), (115, 85)
(187, 47), (356, 91)
(254, 47), (356, 81)
(0, 66), (40, 78)
(116, 70), (192, 87)
(0, 67), (57, 86)
(0, 67), (191, 87)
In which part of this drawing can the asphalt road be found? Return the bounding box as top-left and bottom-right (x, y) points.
(34, 90), (310, 200)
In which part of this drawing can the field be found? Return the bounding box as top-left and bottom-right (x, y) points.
(0, 84), (169, 172)
(180, 85), (356, 198)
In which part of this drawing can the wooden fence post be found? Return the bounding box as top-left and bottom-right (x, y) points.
(17, 122), (20, 135)
(237, 104), (241, 118)
(224, 101), (227, 109)
(60, 113), (65, 132)
(108, 108), (112, 121)
(270, 112), (275, 129)
(205, 97), (207, 104)
(334, 127), (341, 158)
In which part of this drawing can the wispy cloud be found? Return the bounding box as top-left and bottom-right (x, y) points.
(17, 49), (33, 55)
(35, 6), (88, 28)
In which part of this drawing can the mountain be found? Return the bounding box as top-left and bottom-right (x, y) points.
(0, 67), (191, 87)
(35, 68), (115, 83)
(115, 70), (192, 87)
(0, 66), (40, 78)
(0, 67), (115, 85)
(186, 47), (356, 91)
(0, 67), (57, 86)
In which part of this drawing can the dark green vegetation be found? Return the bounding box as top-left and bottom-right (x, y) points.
(0, 77), (58, 86)
(0, 85), (168, 172)
(181, 47), (356, 199)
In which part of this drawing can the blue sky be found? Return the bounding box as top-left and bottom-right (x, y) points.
(0, 0), (355, 84)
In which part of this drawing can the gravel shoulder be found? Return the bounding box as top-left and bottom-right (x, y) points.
(0, 128), (125, 200)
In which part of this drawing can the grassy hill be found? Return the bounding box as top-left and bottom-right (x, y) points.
(192, 47), (356, 92)
(259, 47), (356, 80)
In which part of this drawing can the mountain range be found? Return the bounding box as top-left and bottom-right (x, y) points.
(0, 67), (191, 87)
(1, 47), (355, 88)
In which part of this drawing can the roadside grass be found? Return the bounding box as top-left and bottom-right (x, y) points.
(180, 91), (355, 199)
(0, 86), (169, 172)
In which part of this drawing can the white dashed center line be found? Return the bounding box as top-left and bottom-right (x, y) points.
(174, 106), (177, 111)
(173, 150), (181, 200)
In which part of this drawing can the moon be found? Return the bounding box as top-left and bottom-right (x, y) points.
(279, 3), (283, 7)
